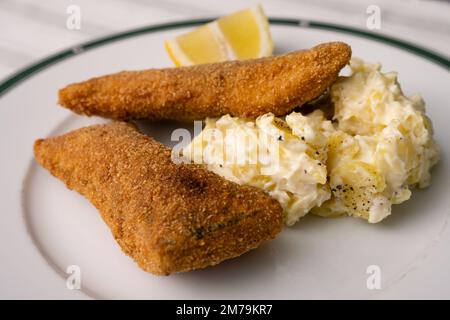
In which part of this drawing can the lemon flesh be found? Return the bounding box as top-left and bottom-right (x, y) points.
(171, 25), (228, 66)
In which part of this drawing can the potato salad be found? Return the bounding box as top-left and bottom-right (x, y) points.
(182, 58), (439, 225)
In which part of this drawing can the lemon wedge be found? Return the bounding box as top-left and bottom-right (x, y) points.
(164, 5), (273, 66)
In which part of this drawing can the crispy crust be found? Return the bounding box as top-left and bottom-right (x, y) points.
(59, 42), (351, 122)
(33, 122), (284, 275)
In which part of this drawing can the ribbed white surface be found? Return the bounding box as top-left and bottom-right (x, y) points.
(0, 0), (449, 79)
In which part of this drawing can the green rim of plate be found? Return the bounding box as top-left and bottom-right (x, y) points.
(0, 18), (449, 97)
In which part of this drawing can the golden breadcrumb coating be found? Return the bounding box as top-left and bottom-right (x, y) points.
(33, 122), (283, 275)
(59, 42), (351, 122)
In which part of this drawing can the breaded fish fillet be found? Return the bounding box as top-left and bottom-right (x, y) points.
(34, 122), (283, 275)
(59, 42), (351, 122)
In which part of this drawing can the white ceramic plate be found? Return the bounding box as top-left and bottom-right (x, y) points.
(1, 19), (449, 299)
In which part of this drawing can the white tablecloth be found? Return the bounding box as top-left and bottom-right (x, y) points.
(1, 0), (449, 80)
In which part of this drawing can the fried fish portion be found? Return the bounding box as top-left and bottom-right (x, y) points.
(34, 122), (283, 275)
(59, 42), (351, 122)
